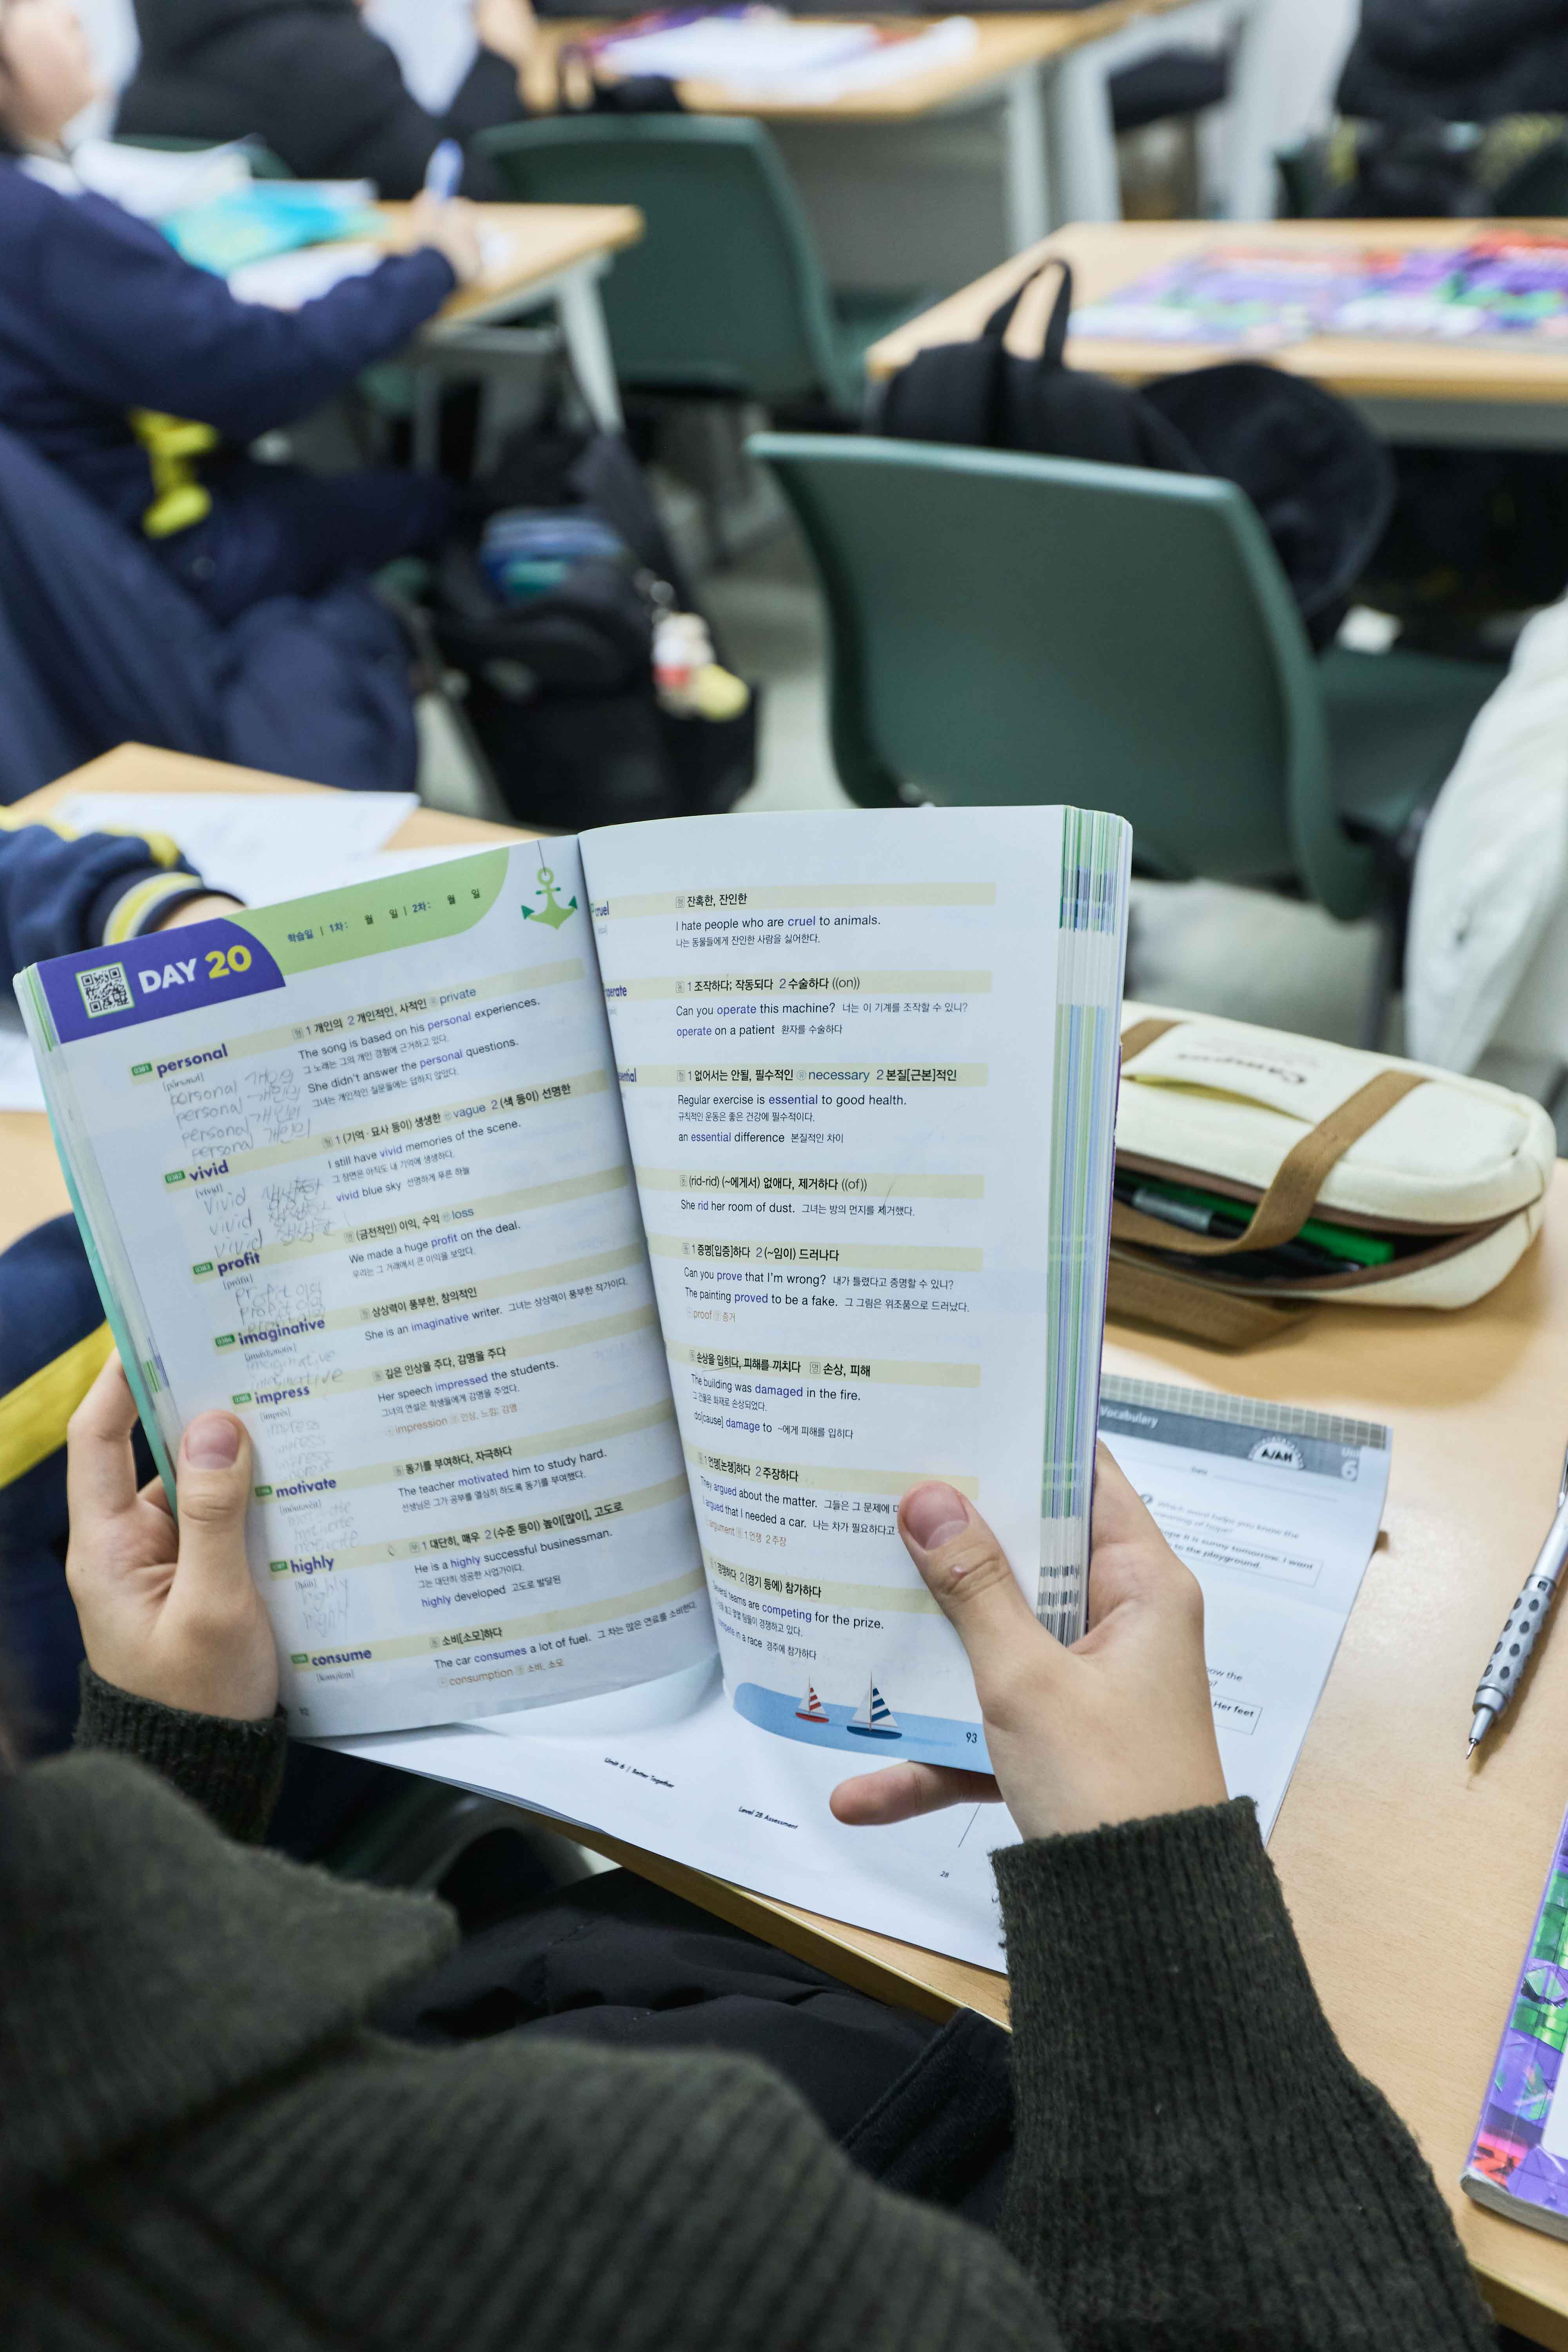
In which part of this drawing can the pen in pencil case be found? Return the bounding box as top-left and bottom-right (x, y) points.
(1113, 1178), (1385, 1278)
(1469, 1443), (1568, 1757)
(1117, 1175), (1395, 1265)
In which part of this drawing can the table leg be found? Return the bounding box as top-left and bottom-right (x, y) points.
(412, 363), (441, 472)
(1002, 64), (1051, 253)
(1044, 45), (1121, 227)
(557, 263), (624, 432)
(1220, 0), (1277, 221)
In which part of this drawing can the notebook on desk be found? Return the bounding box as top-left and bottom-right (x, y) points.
(1465, 1804), (1568, 2236)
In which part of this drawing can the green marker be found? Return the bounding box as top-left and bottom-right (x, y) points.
(1131, 1177), (1395, 1266)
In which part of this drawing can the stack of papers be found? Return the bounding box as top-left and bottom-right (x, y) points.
(597, 7), (975, 101)
(163, 182), (381, 276)
(69, 138), (254, 221)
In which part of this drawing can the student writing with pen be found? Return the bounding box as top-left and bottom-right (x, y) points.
(0, 0), (486, 628)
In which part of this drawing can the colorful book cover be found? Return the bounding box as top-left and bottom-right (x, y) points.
(1069, 250), (1357, 350)
(1463, 1802), (1568, 2236)
(1324, 236), (1568, 343)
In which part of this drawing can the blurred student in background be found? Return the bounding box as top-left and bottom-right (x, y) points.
(117, 0), (537, 196)
(0, 0), (483, 626)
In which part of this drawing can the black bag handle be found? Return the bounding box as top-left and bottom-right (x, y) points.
(982, 258), (1074, 369)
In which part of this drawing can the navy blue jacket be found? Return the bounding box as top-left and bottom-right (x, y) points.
(0, 809), (208, 984)
(0, 161), (455, 569)
(0, 811), (214, 1754)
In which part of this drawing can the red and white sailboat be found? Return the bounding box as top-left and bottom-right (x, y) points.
(794, 1684), (829, 1723)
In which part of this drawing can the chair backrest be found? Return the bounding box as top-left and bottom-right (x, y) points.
(473, 116), (849, 405)
(751, 433), (1374, 921)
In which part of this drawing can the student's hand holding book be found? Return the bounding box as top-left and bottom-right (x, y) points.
(831, 1445), (1227, 1841)
(65, 1354), (278, 1723)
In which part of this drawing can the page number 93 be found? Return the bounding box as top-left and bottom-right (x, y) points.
(205, 944), (253, 980)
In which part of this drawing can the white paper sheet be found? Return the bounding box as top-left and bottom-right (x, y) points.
(1097, 1375), (1391, 1838)
(342, 1664), (1013, 1969)
(0, 999), (44, 1112)
(597, 15), (975, 100)
(53, 792), (417, 912)
(69, 136), (253, 218)
(229, 242), (385, 310)
(339, 1372), (1390, 1964)
(598, 14), (878, 83)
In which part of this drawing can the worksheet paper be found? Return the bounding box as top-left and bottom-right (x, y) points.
(339, 1375), (1391, 1969)
(0, 1000), (42, 1112)
(54, 792), (417, 914)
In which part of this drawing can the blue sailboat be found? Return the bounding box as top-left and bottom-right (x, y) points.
(846, 1675), (901, 1740)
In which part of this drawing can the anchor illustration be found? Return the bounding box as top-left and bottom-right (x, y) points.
(521, 863), (578, 930)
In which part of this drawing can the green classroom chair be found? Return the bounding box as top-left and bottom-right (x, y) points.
(473, 114), (926, 412)
(751, 434), (1504, 984)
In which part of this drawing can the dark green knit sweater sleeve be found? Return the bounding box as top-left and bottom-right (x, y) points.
(74, 1665), (288, 1844)
(994, 1798), (1496, 2352)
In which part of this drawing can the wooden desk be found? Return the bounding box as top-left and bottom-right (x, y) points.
(866, 217), (1568, 449)
(534, 0), (1265, 254)
(377, 198), (643, 439)
(13, 747), (1568, 2339)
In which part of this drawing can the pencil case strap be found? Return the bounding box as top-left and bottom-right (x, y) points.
(1112, 1017), (1426, 1258)
(1105, 1250), (1310, 1347)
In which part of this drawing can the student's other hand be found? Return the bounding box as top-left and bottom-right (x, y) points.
(66, 1355), (278, 1721)
(830, 1444), (1225, 1842)
(475, 0), (538, 71)
(410, 192), (485, 287)
(154, 893), (243, 931)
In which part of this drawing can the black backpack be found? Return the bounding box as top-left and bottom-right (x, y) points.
(433, 418), (758, 831)
(876, 260), (1396, 649)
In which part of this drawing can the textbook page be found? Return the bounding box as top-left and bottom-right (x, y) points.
(583, 806), (1128, 1774)
(19, 840), (711, 1737)
(345, 1668), (1012, 1971)
(342, 1371), (1387, 1967)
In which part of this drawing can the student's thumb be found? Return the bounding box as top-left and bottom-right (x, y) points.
(898, 1483), (1045, 1699)
(174, 1414), (254, 1586)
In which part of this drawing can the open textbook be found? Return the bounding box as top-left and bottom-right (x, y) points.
(17, 807), (1130, 1769)
(344, 1373), (1390, 1968)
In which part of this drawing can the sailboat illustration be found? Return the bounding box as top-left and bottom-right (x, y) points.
(794, 1684), (829, 1724)
(846, 1676), (902, 1740)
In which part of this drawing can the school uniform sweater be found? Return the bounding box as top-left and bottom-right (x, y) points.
(0, 1672), (1499, 2351)
(120, 0), (525, 201)
(0, 160), (455, 614)
(0, 815), (210, 1752)
(1339, 0), (1568, 123)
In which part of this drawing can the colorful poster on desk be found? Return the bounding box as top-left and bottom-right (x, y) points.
(1463, 1803), (1568, 2237)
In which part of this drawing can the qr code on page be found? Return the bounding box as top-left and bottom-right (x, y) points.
(77, 962), (133, 1019)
